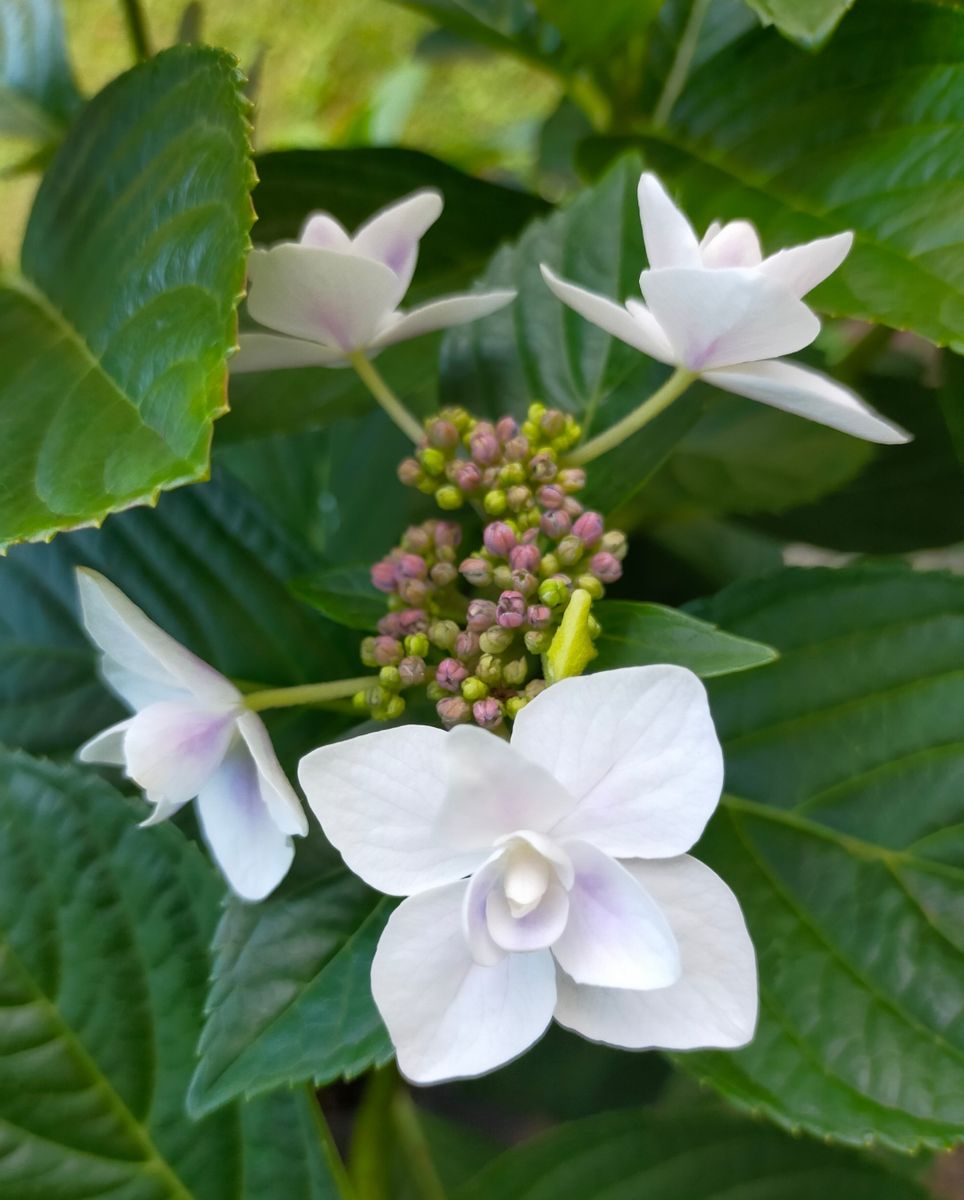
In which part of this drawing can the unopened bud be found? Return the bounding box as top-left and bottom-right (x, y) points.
(426, 681), (445, 702)
(483, 521), (517, 557)
(502, 656), (528, 686)
(476, 654), (502, 685)
(540, 509), (571, 539)
(493, 564), (513, 590)
(524, 629), (552, 654)
(398, 609), (428, 635)
(459, 556), (493, 587)
(591, 551), (622, 583)
(371, 636), (403, 666)
(371, 560), (397, 593)
(525, 679), (548, 700)
(495, 416), (519, 442)
(384, 695), (405, 720)
(483, 489), (508, 517)
(511, 569), (538, 597)
(499, 461), (526, 487)
(538, 577), (571, 608)
(428, 418), (459, 450)
(398, 656), (426, 687)
(430, 561), (457, 587)
(504, 435), (529, 462)
(557, 467), (586, 492)
(398, 577), (429, 606)
(428, 619), (459, 651)
(404, 632), (430, 657)
(397, 458), (422, 486)
(437, 696), (471, 727)
(461, 676), (489, 702)
(479, 625), (515, 654)
(455, 630), (480, 658)
(601, 529), (628, 559)
(576, 574), (605, 600)
(540, 409), (566, 438)
(537, 483), (565, 509)
(450, 460), (482, 492)
(506, 485), (532, 512)
(497, 590), (527, 629)
(572, 511), (604, 546)
(473, 697), (504, 729)
(509, 543), (541, 573)
(505, 696), (528, 719)
(526, 604), (552, 629)
(397, 553), (427, 579)
(528, 452), (557, 482)
(419, 447), (446, 477)
(434, 521), (462, 550)
(379, 665), (402, 691)
(435, 485), (463, 510)
(467, 598), (498, 631)
(437, 658), (469, 692)
(556, 535), (584, 567)
(539, 553), (559, 577)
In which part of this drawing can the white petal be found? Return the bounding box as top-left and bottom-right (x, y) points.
(298, 725), (484, 896)
(637, 173), (702, 270)
(703, 359), (912, 444)
(486, 879), (570, 953)
(462, 853), (507, 966)
(246, 244), (400, 351)
(699, 220), (722, 247)
(511, 666), (723, 860)
(352, 189), (443, 295)
(197, 742), (295, 901)
(76, 569), (238, 709)
(438, 725), (577, 852)
(551, 841), (679, 990)
(641, 266), (820, 371)
(139, 794), (190, 828)
(124, 701), (237, 805)
(231, 332), (346, 374)
(236, 710), (308, 836)
(758, 231), (853, 298)
(540, 266), (675, 363)
(371, 882), (556, 1083)
(78, 718), (133, 766)
(554, 855), (758, 1049)
(299, 212), (352, 252)
(699, 220), (763, 269)
(370, 290), (516, 350)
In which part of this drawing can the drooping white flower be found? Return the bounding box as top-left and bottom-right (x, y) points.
(75, 569), (306, 901)
(232, 189), (516, 372)
(541, 173), (909, 445)
(299, 665), (757, 1084)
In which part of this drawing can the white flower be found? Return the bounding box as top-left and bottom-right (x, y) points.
(75, 569), (307, 901)
(232, 189), (516, 372)
(541, 173), (909, 445)
(299, 665), (757, 1084)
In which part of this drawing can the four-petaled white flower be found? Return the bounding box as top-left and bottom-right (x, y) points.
(232, 189), (516, 373)
(542, 173), (909, 445)
(76, 569), (306, 901)
(299, 665), (757, 1084)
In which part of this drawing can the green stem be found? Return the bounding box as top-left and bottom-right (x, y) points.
(304, 1084), (358, 1200)
(652, 0), (711, 129)
(566, 368), (695, 465)
(244, 676), (374, 712)
(351, 351), (425, 444)
(391, 1084), (447, 1200)
(120, 0), (152, 60)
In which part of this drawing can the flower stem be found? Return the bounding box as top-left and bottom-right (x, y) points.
(390, 1083), (447, 1200)
(350, 351), (425, 444)
(244, 676), (375, 712)
(566, 367), (696, 465)
(304, 1083), (358, 1200)
(120, 0), (152, 60)
(652, 0), (711, 129)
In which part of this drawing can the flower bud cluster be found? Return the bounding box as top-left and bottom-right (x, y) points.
(358, 409), (627, 731)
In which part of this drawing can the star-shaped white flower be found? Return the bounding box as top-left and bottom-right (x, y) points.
(232, 189), (516, 372)
(542, 173), (909, 445)
(299, 665), (757, 1084)
(76, 569), (307, 901)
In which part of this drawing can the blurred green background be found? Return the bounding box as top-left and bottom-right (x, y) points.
(1, 0), (561, 259)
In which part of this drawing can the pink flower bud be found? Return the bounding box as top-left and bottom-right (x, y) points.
(495, 416), (519, 442)
(434, 521), (462, 550)
(436, 658), (469, 692)
(472, 697), (504, 729)
(427, 418), (459, 449)
(497, 590), (527, 629)
(529, 453), (557, 483)
(399, 608), (429, 634)
(557, 467), (586, 492)
(467, 599), (498, 631)
(540, 509), (572, 539)
(455, 630), (480, 658)
(397, 458), (422, 486)
(591, 551), (623, 583)
(460, 556), (493, 587)
(506, 485), (532, 512)
(437, 696), (471, 727)
(483, 521), (517, 557)
(372, 636), (403, 666)
(509, 543), (541, 572)
(378, 612), (404, 637)
(573, 511), (605, 545)
(450, 460), (483, 491)
(397, 553), (428, 580)
(398, 578), (429, 606)
(470, 426), (500, 465)
(371, 560), (397, 593)
(526, 604), (552, 629)
(510, 569), (538, 597)
(430, 561), (457, 587)
(398, 656), (426, 687)
(504, 435), (529, 462)
(537, 484), (565, 510)
(402, 525), (432, 554)
(563, 496), (584, 517)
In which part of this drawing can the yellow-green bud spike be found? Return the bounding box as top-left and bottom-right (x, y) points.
(542, 588), (598, 684)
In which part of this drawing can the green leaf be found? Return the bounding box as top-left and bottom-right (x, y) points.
(189, 864), (393, 1117)
(533, 0), (663, 65)
(685, 564), (964, 1150)
(591, 599), (777, 676)
(743, 0), (857, 47)
(454, 1109), (929, 1199)
(586, 0), (964, 349)
(293, 566), (386, 631)
(0, 467), (359, 757)
(0, 0), (80, 142)
(388, 0), (567, 72)
(0, 46), (254, 549)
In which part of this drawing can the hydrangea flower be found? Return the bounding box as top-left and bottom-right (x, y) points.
(542, 173), (909, 445)
(299, 665), (757, 1083)
(75, 569), (306, 901)
(232, 189), (516, 372)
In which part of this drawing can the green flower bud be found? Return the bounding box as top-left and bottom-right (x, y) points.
(360, 637), (378, 667)
(483, 488), (507, 516)
(428, 619), (460, 650)
(404, 633), (430, 657)
(499, 462), (526, 486)
(492, 564), (513, 590)
(435, 484), (464, 510)
(426, 681), (446, 702)
(416, 477), (439, 495)
(419, 447), (447, 477)
(538, 577), (571, 607)
(524, 629), (552, 654)
(379, 665), (401, 691)
(576, 574), (605, 600)
(352, 691), (369, 712)
(477, 653), (503, 685)
(540, 553), (560, 577)
(556, 535), (584, 567)
(461, 676), (489, 702)
(505, 696), (529, 719)
(527, 402), (547, 424)
(479, 626), (515, 654)
(385, 695), (406, 720)
(502, 656), (528, 686)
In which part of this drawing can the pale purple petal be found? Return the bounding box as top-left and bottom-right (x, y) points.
(298, 725), (484, 896)
(554, 855), (758, 1049)
(462, 853), (507, 966)
(352, 189), (443, 295)
(437, 724), (577, 852)
(197, 742), (295, 901)
(76, 568), (239, 709)
(640, 266), (820, 371)
(369, 290), (516, 350)
(237, 710), (308, 837)
(371, 882), (556, 1083)
(703, 359), (912, 444)
(246, 244), (400, 351)
(231, 332), (347, 374)
(637, 173), (702, 270)
(486, 879), (570, 953)
(511, 666), (723, 860)
(758, 231), (853, 298)
(540, 266), (675, 363)
(299, 212), (352, 251)
(550, 841), (680, 990)
(78, 718), (133, 766)
(699, 220), (763, 268)
(123, 701), (237, 805)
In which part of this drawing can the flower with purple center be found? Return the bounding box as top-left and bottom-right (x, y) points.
(299, 665), (757, 1083)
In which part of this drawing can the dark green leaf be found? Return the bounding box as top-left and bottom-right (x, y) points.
(0, 46), (253, 548)
(189, 864), (393, 1117)
(939, 352), (964, 471)
(686, 564), (964, 1149)
(455, 1109), (928, 1199)
(591, 599), (777, 676)
(743, 0), (856, 47)
(388, 0), (567, 72)
(0, 0), (80, 142)
(293, 567), (386, 631)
